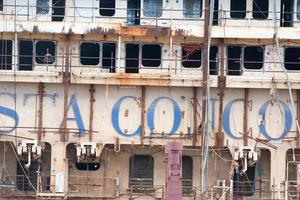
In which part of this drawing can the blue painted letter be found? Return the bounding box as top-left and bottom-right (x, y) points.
(0, 92), (19, 134)
(223, 99), (243, 139)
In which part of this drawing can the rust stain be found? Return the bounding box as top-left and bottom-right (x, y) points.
(173, 29), (188, 36)
(87, 27), (117, 35)
(120, 26), (171, 37)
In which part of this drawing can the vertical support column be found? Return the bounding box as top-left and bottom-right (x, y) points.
(140, 86), (146, 144)
(243, 88), (249, 146)
(216, 39), (225, 147)
(193, 87), (198, 146)
(37, 82), (45, 142)
(61, 34), (71, 142)
(297, 90), (300, 146)
(89, 84), (95, 142)
(165, 142), (183, 200)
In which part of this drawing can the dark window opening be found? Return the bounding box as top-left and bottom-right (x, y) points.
(297, 0), (300, 20)
(127, 0), (141, 25)
(253, 0), (269, 19)
(233, 164), (256, 197)
(144, 0), (162, 17)
(182, 45), (202, 68)
(244, 46), (264, 69)
(285, 47), (300, 70)
(182, 156), (193, 194)
(75, 162), (100, 171)
(100, 0), (115, 16)
(230, 0), (246, 19)
(19, 41), (33, 71)
(37, 0), (49, 14)
(52, 0), (65, 21)
(0, 40), (12, 70)
(35, 41), (56, 64)
(210, 46), (218, 75)
(227, 46), (242, 75)
(80, 43), (100, 65)
(126, 44), (139, 73)
(129, 155), (154, 189)
(212, 0), (219, 25)
(183, 0), (202, 18)
(16, 160), (38, 191)
(281, 0), (294, 27)
(102, 43), (116, 73)
(0, 0), (3, 11)
(142, 44), (161, 67)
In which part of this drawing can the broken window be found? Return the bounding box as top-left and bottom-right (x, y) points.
(244, 46), (264, 69)
(144, 0), (162, 17)
(129, 155), (154, 188)
(297, 0), (300, 20)
(19, 40), (33, 71)
(100, 0), (115, 16)
(285, 47), (300, 70)
(253, 0), (269, 19)
(75, 162), (100, 171)
(102, 43), (116, 73)
(183, 0), (202, 18)
(35, 41), (56, 64)
(80, 42), (100, 65)
(0, 0), (3, 11)
(182, 45), (202, 68)
(52, 0), (65, 21)
(142, 44), (161, 67)
(0, 40), (12, 70)
(37, 0), (49, 14)
(127, 0), (141, 25)
(210, 46), (218, 75)
(182, 156), (193, 194)
(126, 43), (139, 73)
(233, 164), (256, 197)
(227, 46), (242, 75)
(16, 160), (38, 191)
(230, 0), (246, 19)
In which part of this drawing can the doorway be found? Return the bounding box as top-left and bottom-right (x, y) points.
(52, 0), (65, 21)
(281, 0), (294, 27)
(127, 0), (140, 25)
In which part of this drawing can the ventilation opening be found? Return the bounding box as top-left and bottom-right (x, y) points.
(129, 155), (154, 189)
(285, 47), (300, 70)
(182, 45), (202, 68)
(244, 46), (264, 69)
(80, 42), (100, 65)
(75, 162), (100, 171)
(212, 0), (219, 25)
(19, 41), (33, 71)
(142, 44), (161, 67)
(126, 44), (139, 73)
(52, 0), (65, 21)
(36, 0), (49, 14)
(127, 0), (141, 25)
(0, 0), (3, 12)
(35, 41), (56, 65)
(280, 0), (294, 27)
(230, 0), (246, 19)
(183, 0), (202, 18)
(253, 0), (269, 19)
(99, 0), (115, 16)
(233, 163), (256, 197)
(182, 156), (193, 194)
(144, 0), (162, 17)
(0, 40), (12, 70)
(102, 43), (116, 73)
(16, 160), (38, 191)
(227, 46), (242, 75)
(210, 46), (218, 75)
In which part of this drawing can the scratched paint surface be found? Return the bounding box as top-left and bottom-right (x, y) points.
(0, 83), (296, 146)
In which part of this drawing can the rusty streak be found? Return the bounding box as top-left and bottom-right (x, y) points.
(193, 87), (198, 146)
(140, 86), (146, 145)
(243, 88), (249, 146)
(37, 82), (44, 142)
(89, 84), (95, 142)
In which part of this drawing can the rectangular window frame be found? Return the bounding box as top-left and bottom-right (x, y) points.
(143, 0), (163, 18)
(0, 39), (13, 70)
(34, 40), (57, 66)
(79, 41), (117, 72)
(36, 0), (50, 15)
(297, 0), (300, 20)
(181, 44), (202, 69)
(284, 46), (300, 71)
(252, 0), (269, 19)
(99, 0), (116, 16)
(230, 0), (247, 19)
(183, 0), (203, 18)
(0, 0), (3, 12)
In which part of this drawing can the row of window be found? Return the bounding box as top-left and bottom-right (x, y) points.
(1, 40), (300, 73)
